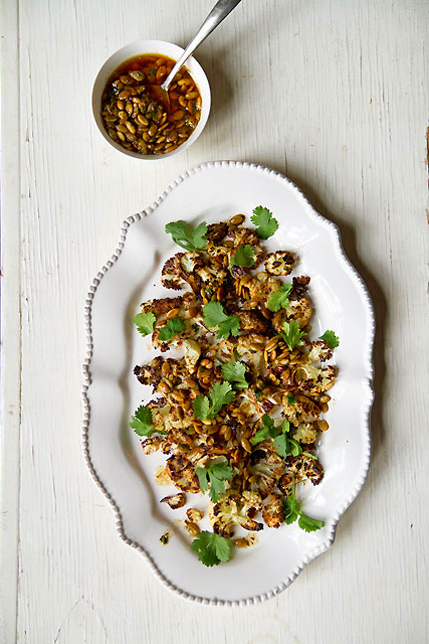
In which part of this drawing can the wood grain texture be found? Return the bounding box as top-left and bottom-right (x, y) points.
(1, 0), (428, 642)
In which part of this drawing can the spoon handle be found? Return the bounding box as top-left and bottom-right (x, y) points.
(162, 0), (242, 91)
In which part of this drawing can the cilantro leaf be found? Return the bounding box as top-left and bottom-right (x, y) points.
(130, 406), (166, 437)
(193, 381), (236, 420)
(273, 434), (289, 458)
(221, 360), (249, 390)
(133, 311), (156, 337)
(209, 381), (235, 417)
(267, 284), (293, 312)
(288, 438), (303, 457)
(230, 245), (255, 268)
(191, 531), (233, 567)
(251, 206), (279, 240)
(202, 302), (240, 340)
(196, 459), (233, 502)
(279, 320), (306, 351)
(193, 395), (210, 421)
(165, 220), (208, 252)
(319, 330), (340, 349)
(283, 495), (300, 524)
(286, 394), (297, 405)
(158, 317), (186, 342)
(283, 488), (325, 532)
(303, 451), (318, 460)
(250, 414), (279, 445)
(298, 513), (325, 532)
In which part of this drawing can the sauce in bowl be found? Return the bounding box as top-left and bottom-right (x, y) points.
(100, 54), (202, 156)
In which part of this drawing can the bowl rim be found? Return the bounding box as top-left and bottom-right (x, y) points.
(91, 39), (211, 160)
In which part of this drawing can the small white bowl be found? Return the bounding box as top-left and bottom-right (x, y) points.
(92, 40), (211, 160)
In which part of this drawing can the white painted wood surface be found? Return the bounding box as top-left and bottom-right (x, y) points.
(1, 0), (428, 641)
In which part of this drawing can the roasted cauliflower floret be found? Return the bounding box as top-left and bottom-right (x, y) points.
(166, 455), (200, 493)
(238, 310), (270, 334)
(291, 422), (318, 444)
(281, 392), (322, 424)
(210, 490), (263, 537)
(262, 494), (285, 528)
(307, 340), (333, 363)
(160, 493), (186, 509)
(293, 364), (337, 396)
(248, 448), (285, 499)
(265, 251), (295, 276)
(284, 453), (324, 486)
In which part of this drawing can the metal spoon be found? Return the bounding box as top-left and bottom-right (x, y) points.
(151, 0), (242, 110)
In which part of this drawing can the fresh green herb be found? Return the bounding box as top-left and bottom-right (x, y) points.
(251, 206), (279, 240)
(319, 330), (340, 349)
(202, 302), (240, 339)
(267, 284), (293, 312)
(149, 67), (157, 78)
(303, 451), (318, 460)
(158, 316), (186, 342)
(279, 320), (306, 351)
(230, 245), (255, 268)
(283, 488), (325, 532)
(130, 406), (166, 437)
(133, 311), (156, 337)
(283, 495), (300, 524)
(221, 360), (249, 390)
(165, 220), (208, 252)
(250, 414), (279, 445)
(298, 513), (325, 532)
(286, 394), (297, 405)
(193, 381), (236, 421)
(159, 531), (170, 545)
(196, 458), (233, 502)
(191, 531), (234, 567)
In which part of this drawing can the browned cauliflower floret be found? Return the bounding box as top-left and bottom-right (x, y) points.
(248, 447), (285, 499)
(265, 251), (295, 276)
(262, 494), (285, 528)
(238, 311), (270, 334)
(140, 293), (193, 322)
(281, 392), (322, 424)
(210, 490), (263, 537)
(307, 340), (333, 363)
(161, 252), (203, 291)
(291, 422), (318, 444)
(206, 221), (228, 242)
(293, 364), (337, 396)
(166, 455), (200, 493)
(238, 273), (283, 309)
(284, 453), (324, 486)
(160, 493), (186, 509)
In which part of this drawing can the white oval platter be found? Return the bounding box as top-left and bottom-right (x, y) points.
(82, 161), (374, 606)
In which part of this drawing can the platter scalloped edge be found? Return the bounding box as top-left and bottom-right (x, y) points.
(82, 160), (375, 606)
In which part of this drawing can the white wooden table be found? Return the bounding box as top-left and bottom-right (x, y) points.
(1, 0), (428, 641)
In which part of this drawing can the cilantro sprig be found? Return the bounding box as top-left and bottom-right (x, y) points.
(158, 316), (186, 342)
(319, 330), (340, 349)
(193, 381), (236, 421)
(165, 220), (208, 252)
(251, 206), (278, 240)
(250, 416), (302, 458)
(230, 245), (255, 268)
(250, 414), (279, 446)
(221, 360), (249, 390)
(133, 311), (156, 337)
(196, 458), (233, 502)
(191, 531), (234, 567)
(130, 405), (167, 437)
(267, 284), (293, 312)
(202, 302), (240, 339)
(283, 489), (325, 532)
(279, 320), (306, 351)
